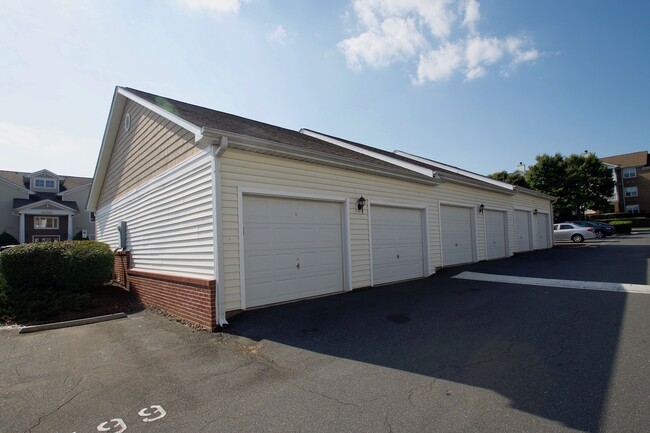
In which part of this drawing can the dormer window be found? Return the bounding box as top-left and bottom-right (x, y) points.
(35, 178), (56, 189)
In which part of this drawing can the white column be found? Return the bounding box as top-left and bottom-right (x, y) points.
(19, 213), (25, 244)
(68, 214), (74, 240)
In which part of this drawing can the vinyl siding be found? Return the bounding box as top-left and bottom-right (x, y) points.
(219, 149), (437, 312)
(97, 100), (205, 209)
(95, 152), (215, 277)
(0, 183), (27, 240)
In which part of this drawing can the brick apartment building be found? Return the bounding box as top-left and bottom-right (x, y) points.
(601, 151), (650, 214)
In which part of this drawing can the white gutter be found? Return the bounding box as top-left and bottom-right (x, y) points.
(300, 129), (436, 178)
(394, 150), (515, 191)
(211, 136), (229, 327)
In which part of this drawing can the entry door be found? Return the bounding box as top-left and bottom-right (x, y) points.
(371, 206), (425, 285)
(440, 205), (474, 266)
(536, 213), (551, 249)
(515, 210), (532, 252)
(243, 195), (344, 308)
(485, 210), (507, 260)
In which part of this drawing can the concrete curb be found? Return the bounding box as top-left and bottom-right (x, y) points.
(18, 312), (128, 334)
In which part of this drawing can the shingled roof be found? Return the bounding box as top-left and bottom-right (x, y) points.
(0, 170), (91, 192)
(124, 88), (426, 175)
(601, 151), (649, 168)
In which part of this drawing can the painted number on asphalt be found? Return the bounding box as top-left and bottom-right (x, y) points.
(72, 404), (167, 432)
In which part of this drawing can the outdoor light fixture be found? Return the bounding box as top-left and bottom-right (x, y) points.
(478, 204), (485, 214)
(357, 196), (366, 213)
(533, 209), (538, 216)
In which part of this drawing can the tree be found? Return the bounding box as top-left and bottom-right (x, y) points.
(487, 170), (530, 188)
(526, 153), (615, 222)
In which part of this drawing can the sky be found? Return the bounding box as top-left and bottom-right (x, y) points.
(0, 0), (648, 178)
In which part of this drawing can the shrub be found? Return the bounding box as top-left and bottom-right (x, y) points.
(0, 241), (114, 290)
(0, 231), (19, 247)
(609, 220), (633, 234)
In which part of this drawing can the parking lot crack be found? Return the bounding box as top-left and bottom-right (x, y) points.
(24, 391), (82, 433)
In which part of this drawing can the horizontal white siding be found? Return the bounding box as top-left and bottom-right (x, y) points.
(95, 152), (215, 277)
(220, 149), (436, 312)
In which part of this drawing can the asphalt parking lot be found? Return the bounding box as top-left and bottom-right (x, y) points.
(2, 233), (649, 433)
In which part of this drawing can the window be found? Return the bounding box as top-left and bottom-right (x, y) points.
(34, 216), (59, 230)
(34, 177), (56, 189)
(625, 205), (640, 213)
(624, 186), (638, 197)
(622, 167), (637, 179)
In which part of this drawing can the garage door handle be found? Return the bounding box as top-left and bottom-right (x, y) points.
(296, 263), (300, 269)
(397, 254), (400, 259)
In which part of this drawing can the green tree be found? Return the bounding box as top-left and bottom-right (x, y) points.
(487, 170), (530, 188)
(526, 153), (615, 221)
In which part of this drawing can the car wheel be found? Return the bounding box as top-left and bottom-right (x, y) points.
(571, 234), (584, 243)
(595, 231), (604, 238)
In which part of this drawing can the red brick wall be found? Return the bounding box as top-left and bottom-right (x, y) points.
(113, 251), (217, 330)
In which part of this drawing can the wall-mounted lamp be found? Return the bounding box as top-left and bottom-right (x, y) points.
(533, 209), (538, 216)
(478, 204), (485, 214)
(357, 196), (366, 213)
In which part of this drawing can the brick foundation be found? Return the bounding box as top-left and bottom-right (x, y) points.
(113, 251), (217, 330)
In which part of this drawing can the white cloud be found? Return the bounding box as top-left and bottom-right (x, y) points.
(338, 16), (426, 69)
(0, 121), (98, 176)
(339, 0), (540, 84)
(267, 25), (296, 46)
(178, 0), (246, 14)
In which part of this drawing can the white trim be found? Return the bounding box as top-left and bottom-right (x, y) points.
(438, 201), (479, 267)
(58, 183), (91, 197)
(33, 177), (58, 191)
(211, 142), (228, 326)
(0, 176), (32, 195)
(34, 216), (59, 230)
(238, 189), (350, 310)
(300, 129), (435, 178)
(368, 201), (429, 285)
(13, 199), (79, 214)
(395, 150), (514, 191)
(343, 198), (353, 292)
(117, 87), (204, 142)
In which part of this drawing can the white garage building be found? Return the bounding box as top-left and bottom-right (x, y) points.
(88, 87), (554, 330)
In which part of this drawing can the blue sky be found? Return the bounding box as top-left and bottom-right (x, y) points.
(0, 0), (648, 177)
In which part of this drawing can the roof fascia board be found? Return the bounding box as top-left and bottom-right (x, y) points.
(0, 177), (33, 195)
(202, 127), (440, 186)
(117, 87), (203, 142)
(87, 88), (124, 211)
(300, 129), (435, 178)
(58, 183), (91, 197)
(394, 150), (515, 191)
(13, 199), (78, 213)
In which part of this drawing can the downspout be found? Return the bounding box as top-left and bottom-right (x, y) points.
(211, 136), (229, 327)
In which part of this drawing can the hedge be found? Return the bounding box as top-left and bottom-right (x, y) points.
(0, 241), (114, 290)
(609, 220), (633, 234)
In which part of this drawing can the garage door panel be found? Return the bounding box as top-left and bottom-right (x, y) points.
(440, 205), (474, 266)
(371, 206), (425, 285)
(485, 210), (507, 260)
(243, 195), (344, 308)
(515, 210), (531, 252)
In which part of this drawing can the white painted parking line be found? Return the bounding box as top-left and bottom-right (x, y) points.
(453, 271), (650, 295)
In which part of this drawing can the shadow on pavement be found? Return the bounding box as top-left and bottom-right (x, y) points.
(226, 242), (650, 432)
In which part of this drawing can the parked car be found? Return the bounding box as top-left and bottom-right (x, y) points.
(568, 221), (615, 238)
(553, 223), (597, 243)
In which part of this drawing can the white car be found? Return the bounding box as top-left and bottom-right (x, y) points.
(553, 223), (597, 243)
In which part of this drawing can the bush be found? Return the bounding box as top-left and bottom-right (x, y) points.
(609, 220), (633, 234)
(0, 231), (19, 247)
(0, 241), (114, 290)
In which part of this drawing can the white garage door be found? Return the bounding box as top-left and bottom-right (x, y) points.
(536, 213), (551, 249)
(243, 195), (343, 308)
(515, 210), (532, 253)
(440, 205), (474, 267)
(485, 210), (507, 260)
(371, 206), (425, 285)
